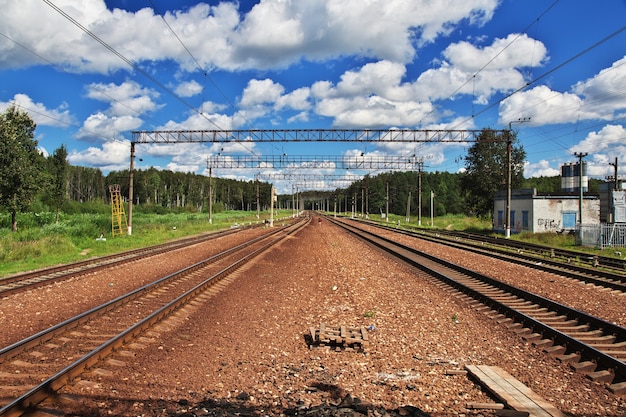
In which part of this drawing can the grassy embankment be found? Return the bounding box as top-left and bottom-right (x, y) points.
(0, 208), (292, 277)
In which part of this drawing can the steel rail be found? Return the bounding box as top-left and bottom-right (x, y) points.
(356, 219), (626, 290)
(330, 217), (626, 389)
(0, 219), (308, 416)
(0, 225), (255, 297)
(426, 228), (626, 271)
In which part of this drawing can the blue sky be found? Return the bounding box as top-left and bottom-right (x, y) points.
(1, 0), (625, 193)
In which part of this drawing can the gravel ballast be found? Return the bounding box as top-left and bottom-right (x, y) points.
(3, 220), (625, 416)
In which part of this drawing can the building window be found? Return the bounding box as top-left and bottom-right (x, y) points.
(497, 210), (503, 227)
(522, 211), (529, 230)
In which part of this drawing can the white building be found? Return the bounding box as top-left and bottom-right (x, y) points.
(493, 188), (600, 234)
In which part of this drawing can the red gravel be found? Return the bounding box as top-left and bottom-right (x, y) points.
(3, 220), (625, 416)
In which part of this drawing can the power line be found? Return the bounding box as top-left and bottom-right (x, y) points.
(418, 0), (561, 126)
(0, 31), (164, 134)
(43, 0), (225, 131)
(451, 24), (626, 130)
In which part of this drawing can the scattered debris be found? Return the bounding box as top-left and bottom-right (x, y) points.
(308, 323), (369, 352)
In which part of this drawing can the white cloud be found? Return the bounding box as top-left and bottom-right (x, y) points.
(443, 33), (548, 72)
(0, 94), (74, 127)
(240, 78), (285, 107)
(76, 112), (143, 142)
(275, 87), (311, 111)
(572, 55), (626, 118)
(500, 55), (626, 126)
(568, 125), (626, 177)
(174, 80), (203, 97)
(85, 80), (161, 117)
(524, 159), (560, 178)
(415, 34), (548, 104)
(336, 61), (409, 100)
(570, 124), (626, 154)
(0, 0), (500, 73)
(499, 85), (589, 125)
(67, 139), (130, 170)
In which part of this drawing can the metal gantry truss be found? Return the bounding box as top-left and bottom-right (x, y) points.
(254, 173), (362, 182)
(206, 154), (425, 170)
(132, 128), (491, 144)
(254, 173), (362, 191)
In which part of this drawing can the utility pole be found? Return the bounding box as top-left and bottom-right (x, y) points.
(127, 142), (135, 235)
(575, 152), (588, 227)
(385, 180), (389, 222)
(208, 165), (213, 224)
(506, 118), (530, 238)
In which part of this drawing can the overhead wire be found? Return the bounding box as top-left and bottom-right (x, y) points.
(417, 0), (561, 126)
(42, 0), (225, 132)
(146, 0), (282, 158)
(450, 24), (626, 130)
(0, 31), (164, 139)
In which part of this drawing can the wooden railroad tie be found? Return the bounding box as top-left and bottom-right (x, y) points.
(309, 323), (369, 352)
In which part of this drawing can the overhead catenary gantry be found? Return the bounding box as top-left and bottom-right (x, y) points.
(207, 154), (425, 170)
(128, 128), (511, 236)
(132, 128), (489, 144)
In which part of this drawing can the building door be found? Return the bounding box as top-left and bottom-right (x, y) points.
(562, 212), (576, 229)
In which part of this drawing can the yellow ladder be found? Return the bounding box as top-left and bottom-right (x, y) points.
(109, 184), (127, 237)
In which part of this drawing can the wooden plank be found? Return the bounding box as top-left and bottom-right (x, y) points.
(490, 366), (565, 417)
(361, 327), (369, 341)
(465, 365), (564, 417)
(467, 365), (540, 416)
(466, 402), (505, 410)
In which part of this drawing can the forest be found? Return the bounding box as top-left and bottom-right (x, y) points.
(1, 105), (604, 231)
(17, 161), (602, 218)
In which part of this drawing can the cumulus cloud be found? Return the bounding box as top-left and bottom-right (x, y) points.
(572, 55), (626, 118)
(524, 159), (560, 178)
(0, 0), (500, 73)
(443, 33), (548, 72)
(415, 34), (548, 104)
(0, 93), (74, 127)
(570, 124), (626, 154)
(67, 139), (130, 170)
(567, 125), (626, 177)
(500, 55), (626, 126)
(240, 78), (285, 107)
(499, 85), (588, 125)
(85, 80), (161, 117)
(174, 80), (203, 97)
(75, 112), (143, 142)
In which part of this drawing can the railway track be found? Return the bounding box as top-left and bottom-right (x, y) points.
(353, 218), (626, 293)
(0, 218), (308, 417)
(0, 224), (257, 297)
(427, 228), (626, 271)
(329, 217), (626, 395)
(451, 229), (620, 269)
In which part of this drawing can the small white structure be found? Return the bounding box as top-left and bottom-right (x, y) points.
(493, 188), (600, 234)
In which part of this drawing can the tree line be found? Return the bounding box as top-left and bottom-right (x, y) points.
(5, 105), (584, 232)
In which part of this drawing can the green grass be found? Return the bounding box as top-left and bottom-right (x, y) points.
(0, 210), (292, 277)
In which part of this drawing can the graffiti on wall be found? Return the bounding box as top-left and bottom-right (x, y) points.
(538, 218), (561, 231)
